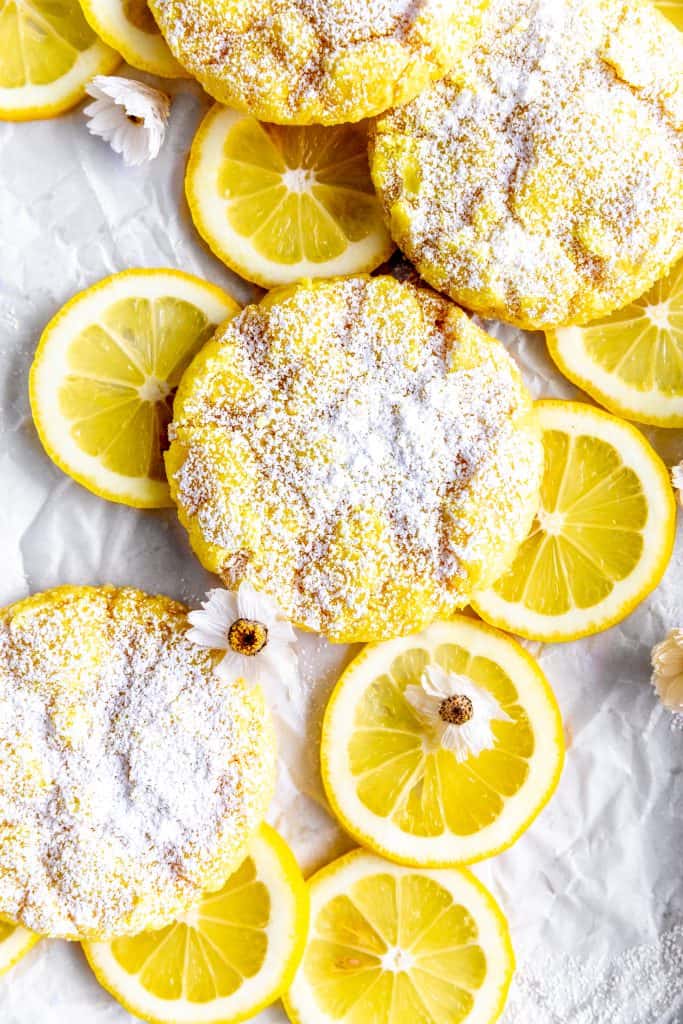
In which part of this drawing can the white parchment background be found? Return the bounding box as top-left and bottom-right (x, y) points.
(0, 74), (682, 1024)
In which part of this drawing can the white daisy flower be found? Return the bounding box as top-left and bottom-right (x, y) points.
(84, 76), (170, 167)
(672, 462), (683, 505)
(187, 583), (298, 689)
(405, 664), (511, 763)
(651, 629), (683, 714)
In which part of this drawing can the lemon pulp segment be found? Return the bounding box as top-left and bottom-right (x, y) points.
(185, 106), (394, 288)
(30, 269), (240, 507)
(284, 849), (514, 1024)
(0, 0), (119, 119)
(472, 401), (676, 642)
(322, 617), (564, 866)
(84, 824), (309, 1024)
(547, 258), (683, 426)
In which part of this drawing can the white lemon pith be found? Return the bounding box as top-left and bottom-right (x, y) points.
(84, 824), (309, 1024)
(29, 268), (239, 508)
(0, 922), (39, 976)
(0, 0), (119, 120)
(547, 258), (683, 427)
(284, 849), (514, 1024)
(79, 0), (185, 77)
(185, 107), (394, 289)
(472, 401), (676, 642)
(321, 617), (564, 867)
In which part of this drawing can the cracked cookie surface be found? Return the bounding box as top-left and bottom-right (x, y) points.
(0, 586), (274, 940)
(371, 0), (683, 329)
(166, 275), (543, 643)
(148, 0), (489, 124)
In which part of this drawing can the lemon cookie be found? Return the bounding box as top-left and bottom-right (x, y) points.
(0, 586), (275, 940)
(147, 0), (489, 125)
(371, 0), (683, 329)
(166, 276), (543, 644)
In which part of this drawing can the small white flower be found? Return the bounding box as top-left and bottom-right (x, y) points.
(84, 76), (170, 167)
(405, 664), (511, 763)
(651, 629), (683, 714)
(187, 583), (298, 689)
(672, 463), (683, 506)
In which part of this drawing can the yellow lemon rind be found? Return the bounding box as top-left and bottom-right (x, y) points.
(283, 847), (515, 1024)
(546, 325), (683, 429)
(321, 616), (565, 868)
(29, 267), (240, 509)
(472, 400), (677, 642)
(0, 926), (40, 977)
(0, 40), (119, 121)
(78, 0), (188, 78)
(185, 106), (395, 290)
(82, 823), (309, 1024)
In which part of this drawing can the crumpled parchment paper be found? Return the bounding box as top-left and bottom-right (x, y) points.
(0, 73), (682, 1024)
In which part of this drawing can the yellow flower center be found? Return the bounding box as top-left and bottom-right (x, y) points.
(228, 618), (268, 656)
(438, 694), (474, 726)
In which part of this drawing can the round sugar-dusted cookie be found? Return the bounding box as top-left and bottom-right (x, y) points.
(0, 586), (275, 940)
(371, 0), (683, 329)
(147, 0), (490, 125)
(166, 275), (543, 644)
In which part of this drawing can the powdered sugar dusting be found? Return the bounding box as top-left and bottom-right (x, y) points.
(148, 0), (482, 123)
(0, 586), (273, 940)
(169, 277), (543, 642)
(371, 0), (683, 328)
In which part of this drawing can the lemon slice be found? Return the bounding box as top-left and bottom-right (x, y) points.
(0, 921), (39, 976)
(472, 401), (676, 642)
(84, 824), (309, 1024)
(284, 849), (514, 1024)
(30, 268), (239, 508)
(547, 259), (683, 427)
(185, 105), (395, 289)
(321, 617), (564, 868)
(79, 0), (185, 77)
(655, 0), (683, 30)
(0, 0), (119, 121)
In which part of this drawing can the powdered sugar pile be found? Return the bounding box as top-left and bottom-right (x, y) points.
(371, 0), (683, 328)
(0, 587), (272, 939)
(170, 277), (542, 641)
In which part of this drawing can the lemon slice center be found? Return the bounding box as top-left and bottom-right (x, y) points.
(138, 376), (171, 402)
(644, 300), (671, 330)
(537, 507), (565, 536)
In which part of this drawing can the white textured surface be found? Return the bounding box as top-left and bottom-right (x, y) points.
(0, 72), (682, 1024)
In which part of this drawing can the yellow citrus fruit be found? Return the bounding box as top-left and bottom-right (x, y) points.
(185, 105), (394, 289)
(655, 0), (683, 30)
(0, 0), (119, 120)
(83, 824), (309, 1024)
(284, 848), (514, 1024)
(30, 268), (239, 508)
(472, 401), (676, 642)
(0, 921), (39, 976)
(321, 616), (564, 867)
(547, 259), (683, 427)
(79, 0), (186, 77)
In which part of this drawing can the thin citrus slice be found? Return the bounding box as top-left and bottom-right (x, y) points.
(472, 401), (676, 642)
(30, 268), (239, 508)
(655, 0), (683, 30)
(0, 921), (39, 976)
(547, 259), (683, 427)
(79, 0), (185, 77)
(185, 105), (395, 289)
(0, 0), (119, 121)
(321, 617), (564, 867)
(83, 824), (309, 1024)
(284, 849), (514, 1024)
